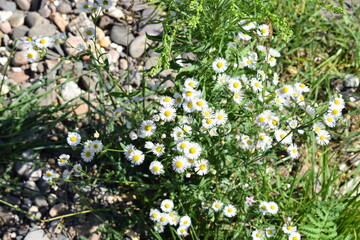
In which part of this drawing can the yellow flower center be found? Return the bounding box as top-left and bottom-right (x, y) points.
(216, 62), (223, 68)
(259, 117), (265, 123)
(184, 220), (188, 225)
(93, 144), (99, 149)
(164, 97), (171, 102)
(204, 111), (211, 117)
(299, 96), (305, 101)
(247, 60), (252, 64)
(60, 158), (66, 162)
(165, 203), (170, 208)
(261, 28), (267, 33)
(334, 99), (341, 105)
(327, 117), (333, 122)
(270, 57), (275, 62)
(84, 4), (89, 8)
(85, 151), (91, 157)
(261, 206), (267, 210)
(217, 115), (223, 120)
(292, 149), (297, 153)
(282, 87), (289, 93)
(133, 155), (140, 161)
(180, 143), (187, 149)
(189, 147), (196, 154)
(103, 0), (109, 5)
(300, 83), (305, 88)
(160, 217), (166, 222)
(270, 205), (275, 210)
(175, 161), (183, 168)
(197, 101), (203, 106)
(39, 39), (46, 44)
(293, 237), (299, 240)
(27, 37), (33, 41)
(187, 102), (193, 108)
(254, 82), (260, 87)
(256, 232), (262, 237)
(180, 229), (185, 233)
(152, 213), (158, 218)
(199, 164), (206, 170)
(27, 53), (34, 58)
(259, 136), (265, 141)
(70, 136), (77, 142)
(227, 208), (233, 213)
(46, 172), (52, 177)
(287, 226), (293, 231)
(280, 134), (285, 139)
(155, 146), (162, 152)
(233, 82), (239, 88)
(186, 91), (192, 96)
(332, 109), (339, 115)
(145, 125), (152, 131)
(320, 135), (325, 140)
(153, 166), (160, 172)
(272, 120), (278, 125)
(86, 30), (93, 35)
(215, 203), (220, 208)
(189, 82), (195, 87)
(164, 111), (172, 117)
(206, 119), (213, 124)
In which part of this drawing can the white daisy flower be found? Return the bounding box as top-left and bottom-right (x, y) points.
(184, 77), (199, 88)
(316, 130), (331, 145)
(159, 106), (176, 122)
(73, 163), (83, 175)
(313, 122), (326, 134)
(179, 216), (191, 227)
(287, 144), (299, 159)
(323, 113), (337, 128)
(193, 98), (208, 111)
(129, 131), (138, 140)
(223, 204), (237, 217)
(266, 54), (277, 67)
(212, 57), (228, 73)
(169, 212), (179, 226)
(173, 93), (183, 107)
(152, 143), (165, 157)
(294, 82), (310, 93)
(194, 159), (209, 175)
(83, 27), (95, 39)
(255, 113), (269, 127)
(183, 100), (196, 113)
(273, 72), (280, 85)
(259, 201), (269, 214)
(237, 32), (252, 41)
(172, 156), (188, 173)
(233, 91), (244, 104)
(67, 132), (81, 147)
(278, 85), (294, 98)
(240, 20), (256, 30)
(265, 226), (276, 237)
(176, 141), (190, 152)
(250, 78), (263, 92)
(329, 96), (345, 109)
(212, 201), (223, 212)
(267, 202), (279, 214)
(268, 116), (280, 129)
(81, 148), (94, 162)
(257, 24), (270, 37)
(171, 127), (185, 141)
(43, 169), (55, 181)
(328, 105), (342, 118)
(202, 117), (216, 129)
(140, 120), (156, 137)
(282, 223), (297, 234)
(91, 140), (103, 153)
(228, 78), (242, 93)
(124, 144), (135, 158)
(113, 107), (124, 118)
(154, 224), (164, 233)
(158, 213), (169, 226)
(305, 105), (316, 116)
(97, 0), (112, 9)
(149, 161), (164, 175)
(184, 142), (202, 159)
(215, 109), (228, 125)
(257, 44), (267, 53)
(128, 150), (145, 165)
(177, 225), (188, 236)
(275, 129), (293, 145)
(58, 154), (70, 166)
(160, 199), (174, 212)
(201, 107), (214, 118)
(181, 124), (192, 135)
(242, 56), (256, 69)
(159, 96), (175, 107)
(217, 73), (230, 84)
(288, 232), (301, 240)
(25, 50), (39, 63)
(252, 229), (266, 240)
(80, 1), (94, 12)
(149, 209), (161, 221)
(35, 36), (52, 48)
(182, 87), (201, 101)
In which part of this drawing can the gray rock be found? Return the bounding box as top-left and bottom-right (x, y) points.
(61, 81), (82, 101)
(0, 10), (13, 22)
(37, 178), (50, 193)
(2, 196), (21, 205)
(28, 22), (57, 37)
(12, 25), (28, 39)
(37, 82), (57, 106)
(119, 58), (128, 70)
(38, 5), (51, 18)
(15, 162), (33, 176)
(34, 196), (48, 207)
(108, 49), (120, 63)
(129, 34), (147, 58)
(110, 24), (134, 46)
(23, 180), (40, 195)
(145, 56), (158, 69)
(0, 0), (16, 11)
(0, 21), (11, 34)
(26, 168), (42, 182)
(78, 75), (97, 91)
(16, 0), (30, 10)
(106, 7), (124, 19)
(49, 203), (67, 217)
(58, 62), (73, 76)
(98, 15), (113, 30)
(9, 10), (25, 28)
(12, 51), (27, 66)
(25, 12), (44, 28)
(73, 62), (83, 75)
(37, 62), (45, 72)
(67, 12), (93, 35)
(0, 206), (13, 224)
(24, 228), (49, 240)
(139, 23), (163, 36)
(57, 2), (72, 14)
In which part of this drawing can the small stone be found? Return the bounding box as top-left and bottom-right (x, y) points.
(129, 34), (148, 58)
(78, 75), (96, 91)
(26, 168), (42, 181)
(26, 12), (44, 28)
(12, 51), (27, 66)
(23, 181), (40, 194)
(9, 10), (25, 28)
(0, 21), (11, 34)
(29, 205), (39, 213)
(344, 74), (359, 88)
(0, 0), (16, 11)
(99, 36), (110, 48)
(24, 228), (49, 240)
(145, 56), (158, 69)
(8, 69), (29, 83)
(38, 5), (51, 18)
(98, 15), (113, 30)
(73, 62), (83, 75)
(49, 203), (67, 217)
(34, 196), (48, 207)
(49, 12), (68, 32)
(28, 22), (57, 37)
(119, 58), (128, 70)
(37, 179), (50, 193)
(64, 36), (86, 55)
(37, 82), (57, 106)
(110, 24), (134, 46)
(108, 49), (119, 63)
(61, 81), (82, 101)
(0, 10), (13, 22)
(2, 196), (21, 205)
(16, 0), (31, 11)
(37, 62), (45, 72)
(139, 23), (163, 36)
(12, 25), (28, 39)
(45, 59), (60, 71)
(106, 7), (124, 19)
(57, 2), (72, 14)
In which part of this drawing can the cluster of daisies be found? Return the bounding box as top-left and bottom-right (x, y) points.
(19, 34), (66, 63)
(149, 199), (192, 236)
(42, 132), (103, 181)
(210, 200), (237, 218)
